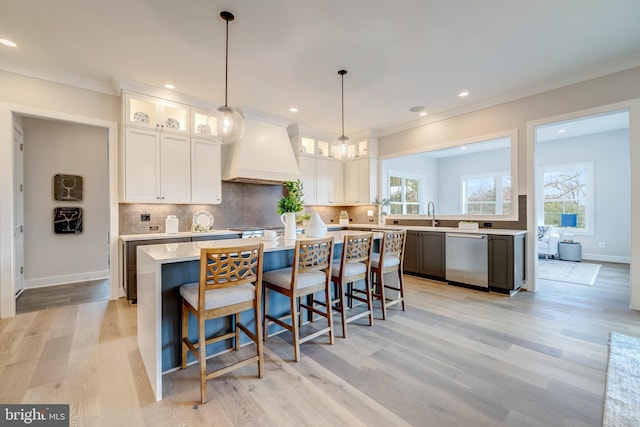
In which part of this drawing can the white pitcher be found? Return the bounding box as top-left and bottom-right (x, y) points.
(280, 212), (297, 241)
(304, 212), (327, 238)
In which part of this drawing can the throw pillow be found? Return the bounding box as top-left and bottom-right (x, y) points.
(537, 226), (551, 240)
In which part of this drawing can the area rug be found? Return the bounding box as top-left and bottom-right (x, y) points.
(603, 332), (640, 426)
(538, 259), (601, 285)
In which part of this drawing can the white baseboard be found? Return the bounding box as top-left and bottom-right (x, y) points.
(582, 253), (630, 264)
(24, 270), (110, 289)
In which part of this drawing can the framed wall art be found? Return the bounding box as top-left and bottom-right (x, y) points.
(53, 173), (83, 202)
(53, 207), (83, 234)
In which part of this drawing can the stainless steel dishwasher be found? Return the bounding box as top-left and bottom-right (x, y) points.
(445, 233), (488, 287)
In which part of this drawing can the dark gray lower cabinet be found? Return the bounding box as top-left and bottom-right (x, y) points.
(404, 231), (446, 280)
(123, 233), (241, 303)
(488, 234), (526, 294)
(124, 237), (190, 303)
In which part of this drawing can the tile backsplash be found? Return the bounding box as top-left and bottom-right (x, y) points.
(119, 182), (367, 235)
(119, 183), (526, 235)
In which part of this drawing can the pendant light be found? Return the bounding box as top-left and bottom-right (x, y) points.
(208, 10), (244, 144)
(330, 69), (353, 160)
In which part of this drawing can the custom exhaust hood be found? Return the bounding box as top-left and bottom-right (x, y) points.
(222, 118), (300, 185)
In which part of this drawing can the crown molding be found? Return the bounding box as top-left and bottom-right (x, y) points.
(0, 60), (116, 95)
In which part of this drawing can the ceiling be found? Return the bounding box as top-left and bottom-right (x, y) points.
(1, 0), (640, 137)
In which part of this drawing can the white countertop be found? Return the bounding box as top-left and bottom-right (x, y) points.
(137, 230), (381, 264)
(121, 224), (525, 243)
(120, 230), (240, 242)
(346, 223), (526, 236)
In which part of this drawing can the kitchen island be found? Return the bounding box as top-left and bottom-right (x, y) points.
(136, 230), (378, 401)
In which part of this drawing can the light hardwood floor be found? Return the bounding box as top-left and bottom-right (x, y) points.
(1, 262), (638, 426)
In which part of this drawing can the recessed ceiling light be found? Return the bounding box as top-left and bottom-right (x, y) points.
(164, 83), (175, 90)
(458, 91), (469, 97)
(409, 105), (425, 113)
(289, 107), (298, 113)
(0, 39), (17, 48)
(419, 111), (427, 116)
(557, 129), (567, 133)
(460, 146), (467, 150)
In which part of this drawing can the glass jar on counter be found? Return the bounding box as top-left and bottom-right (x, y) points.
(339, 210), (349, 226)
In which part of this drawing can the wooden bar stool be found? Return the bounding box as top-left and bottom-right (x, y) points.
(330, 232), (374, 338)
(371, 230), (407, 320)
(263, 237), (334, 362)
(180, 242), (265, 404)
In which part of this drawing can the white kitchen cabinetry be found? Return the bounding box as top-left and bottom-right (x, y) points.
(121, 90), (225, 204)
(297, 156), (317, 204)
(344, 157), (378, 205)
(191, 138), (221, 204)
(316, 158), (343, 205)
(122, 127), (191, 203)
(124, 93), (190, 135)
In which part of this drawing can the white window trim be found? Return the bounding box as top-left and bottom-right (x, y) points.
(460, 170), (511, 215)
(537, 161), (595, 235)
(388, 169), (424, 214)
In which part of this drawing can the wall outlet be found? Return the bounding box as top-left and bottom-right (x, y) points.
(483, 222), (492, 227)
(141, 213), (150, 222)
(598, 242), (605, 248)
(149, 225), (159, 231)
(367, 209), (374, 217)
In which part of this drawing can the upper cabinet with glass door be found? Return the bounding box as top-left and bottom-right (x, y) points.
(191, 108), (217, 140)
(124, 92), (190, 135)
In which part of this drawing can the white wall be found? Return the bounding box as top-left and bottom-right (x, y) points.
(536, 128), (630, 262)
(23, 118), (110, 287)
(1, 70), (120, 317)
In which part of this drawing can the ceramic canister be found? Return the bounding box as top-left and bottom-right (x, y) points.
(165, 215), (179, 234)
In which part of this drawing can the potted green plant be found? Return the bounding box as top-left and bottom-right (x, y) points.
(372, 196), (391, 225)
(278, 180), (304, 240)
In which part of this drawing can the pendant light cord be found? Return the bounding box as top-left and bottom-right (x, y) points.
(341, 72), (345, 138)
(338, 69), (347, 140)
(224, 16), (229, 108)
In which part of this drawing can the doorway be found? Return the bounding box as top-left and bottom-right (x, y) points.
(14, 117), (112, 312)
(0, 106), (119, 319)
(532, 109), (631, 295)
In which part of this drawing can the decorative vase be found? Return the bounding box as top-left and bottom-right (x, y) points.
(304, 213), (327, 238)
(280, 212), (297, 241)
(378, 210), (387, 226)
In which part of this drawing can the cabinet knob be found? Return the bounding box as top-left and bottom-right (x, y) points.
(156, 196), (161, 200)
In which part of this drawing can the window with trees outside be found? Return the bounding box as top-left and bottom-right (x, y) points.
(388, 172), (420, 214)
(540, 162), (593, 231)
(462, 171), (511, 214)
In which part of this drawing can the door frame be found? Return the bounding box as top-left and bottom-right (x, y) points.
(0, 103), (119, 318)
(525, 99), (640, 310)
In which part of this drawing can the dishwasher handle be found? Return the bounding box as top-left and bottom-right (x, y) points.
(446, 233), (487, 239)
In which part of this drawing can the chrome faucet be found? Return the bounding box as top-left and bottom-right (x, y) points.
(427, 201), (436, 227)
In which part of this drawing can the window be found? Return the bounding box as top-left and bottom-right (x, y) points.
(540, 162), (593, 231)
(462, 171), (511, 215)
(388, 172), (421, 214)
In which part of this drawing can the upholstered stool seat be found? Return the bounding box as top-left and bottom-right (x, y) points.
(180, 243), (265, 404)
(330, 232), (374, 338)
(263, 237), (335, 362)
(370, 230), (407, 320)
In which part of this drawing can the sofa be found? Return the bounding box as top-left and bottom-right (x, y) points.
(537, 226), (560, 259)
